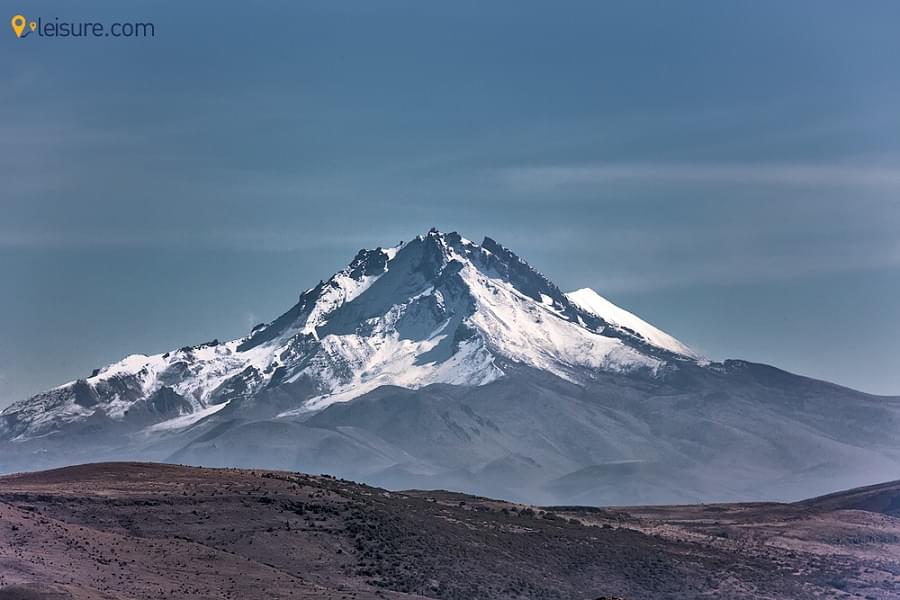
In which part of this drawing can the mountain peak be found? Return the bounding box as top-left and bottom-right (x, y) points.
(2, 231), (698, 440)
(2, 233), (895, 511)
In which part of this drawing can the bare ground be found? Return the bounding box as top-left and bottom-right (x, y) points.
(0, 463), (898, 600)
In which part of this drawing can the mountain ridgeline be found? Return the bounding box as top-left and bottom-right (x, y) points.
(2, 229), (898, 505)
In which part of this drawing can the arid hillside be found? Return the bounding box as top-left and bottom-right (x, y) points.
(1, 463), (898, 600)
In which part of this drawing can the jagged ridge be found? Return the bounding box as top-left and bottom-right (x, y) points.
(1, 229), (697, 441)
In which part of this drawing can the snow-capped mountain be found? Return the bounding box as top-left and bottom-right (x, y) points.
(0, 230), (695, 440)
(2, 229), (898, 506)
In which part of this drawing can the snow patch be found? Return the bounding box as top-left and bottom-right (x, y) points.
(147, 400), (231, 432)
(566, 288), (699, 358)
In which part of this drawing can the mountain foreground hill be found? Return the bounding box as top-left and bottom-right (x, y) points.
(1, 462), (899, 600)
(2, 230), (899, 505)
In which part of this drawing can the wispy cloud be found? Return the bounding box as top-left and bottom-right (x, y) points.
(593, 241), (900, 293)
(0, 227), (413, 253)
(499, 163), (900, 191)
(572, 229), (900, 293)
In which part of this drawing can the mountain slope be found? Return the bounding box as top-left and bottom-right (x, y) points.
(4, 463), (900, 600)
(1, 229), (898, 506)
(798, 478), (900, 516)
(0, 230), (693, 441)
(566, 288), (699, 358)
(0, 463), (900, 600)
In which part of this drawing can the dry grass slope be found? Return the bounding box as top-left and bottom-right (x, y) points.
(1, 463), (898, 600)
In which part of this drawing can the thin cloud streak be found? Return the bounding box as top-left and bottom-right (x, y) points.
(592, 239), (900, 293)
(500, 163), (900, 191)
(0, 228), (412, 253)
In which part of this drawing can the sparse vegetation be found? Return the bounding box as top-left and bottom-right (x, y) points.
(0, 463), (897, 600)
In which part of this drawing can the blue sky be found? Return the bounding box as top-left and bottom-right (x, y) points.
(2, 1), (899, 406)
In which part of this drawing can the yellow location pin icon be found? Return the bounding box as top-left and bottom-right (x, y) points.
(11, 14), (26, 38)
